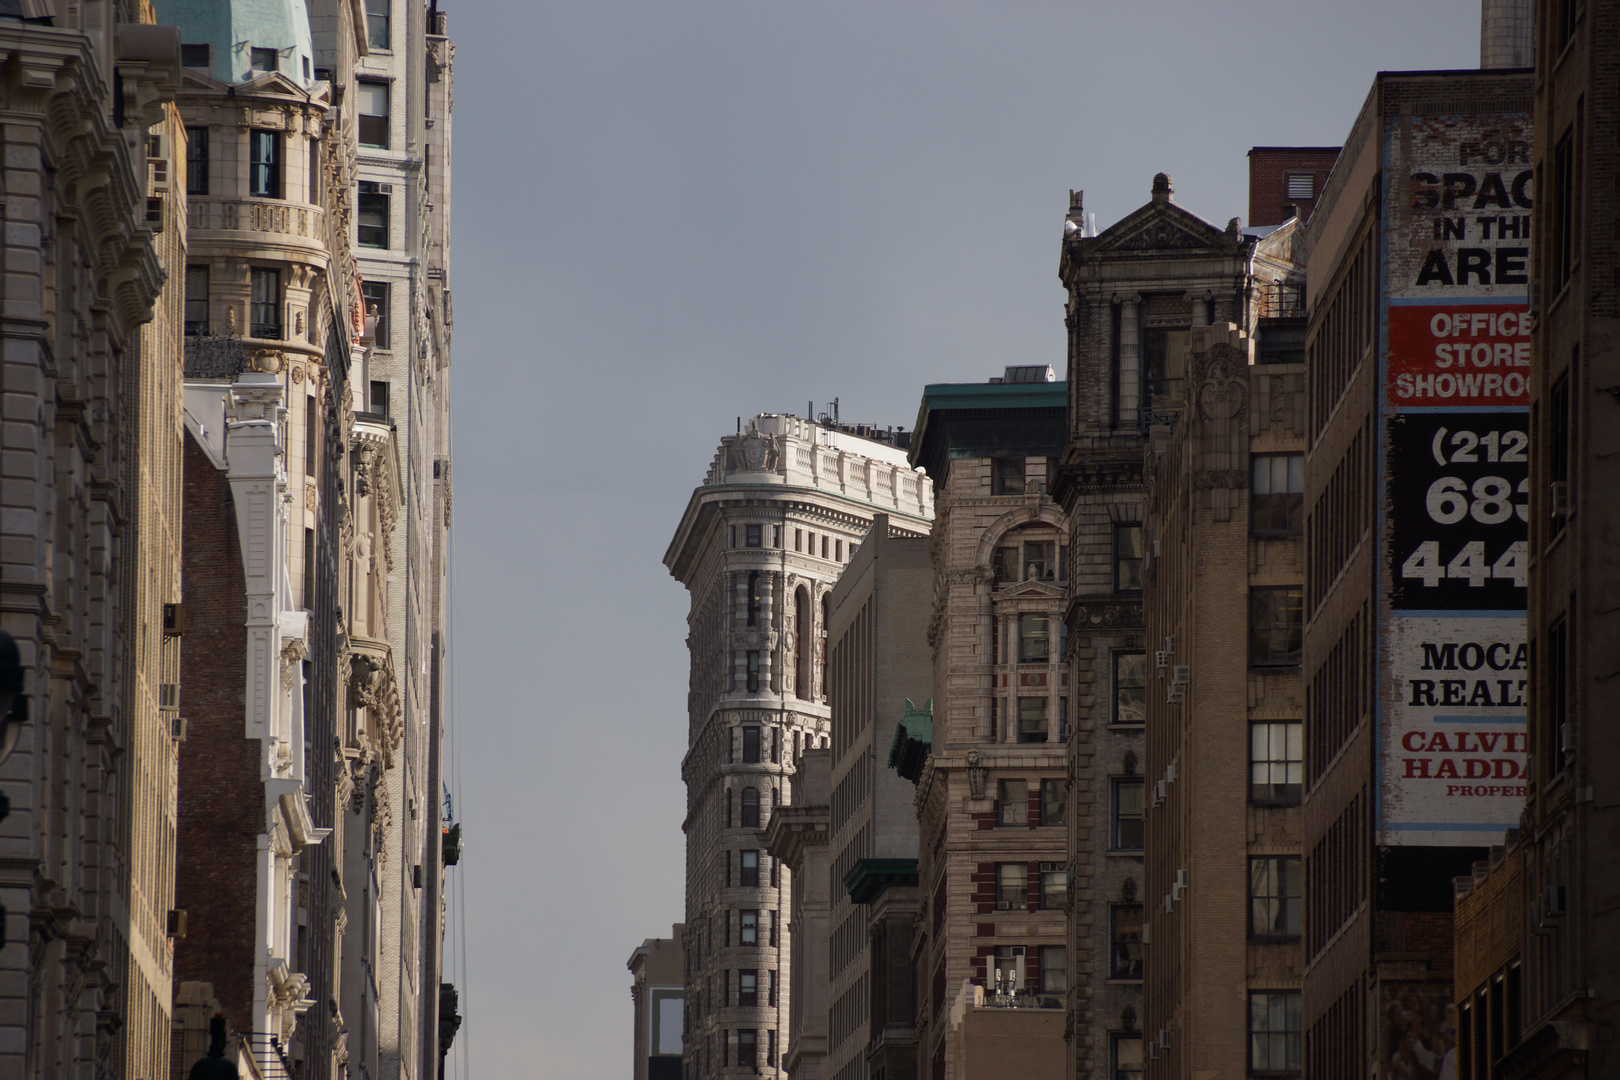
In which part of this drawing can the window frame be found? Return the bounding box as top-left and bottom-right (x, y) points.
(995, 862), (1025, 909)
(1113, 652), (1147, 726)
(1248, 856), (1303, 940)
(740, 787), (760, 828)
(357, 79), (390, 148)
(357, 180), (388, 248)
(1110, 904), (1144, 980)
(741, 727), (761, 764)
(996, 779), (1027, 828)
(739, 909), (758, 945)
(249, 129), (281, 199)
(1111, 1032), (1145, 1080)
(1113, 523), (1144, 592)
(1018, 611), (1050, 663)
(361, 280), (390, 347)
(738, 969), (757, 1007)
(1112, 779), (1144, 851)
(185, 125), (208, 196)
(1249, 586), (1304, 668)
(249, 267), (283, 339)
(1039, 945), (1067, 995)
(1250, 720), (1303, 804)
(1248, 990), (1303, 1077)
(1039, 867), (1066, 910)
(992, 457), (1025, 495)
(1021, 539), (1056, 582)
(1016, 696), (1048, 744)
(365, 0), (391, 51)
(739, 850), (760, 888)
(745, 523), (763, 548)
(1251, 454), (1305, 535)
(1039, 778), (1065, 826)
(184, 265), (210, 337)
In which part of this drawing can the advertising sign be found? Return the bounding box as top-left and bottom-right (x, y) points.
(1378, 112), (1531, 845)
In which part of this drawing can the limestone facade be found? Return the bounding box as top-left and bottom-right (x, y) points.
(667, 414), (933, 1080)
(629, 925), (688, 1080)
(764, 748), (832, 1080)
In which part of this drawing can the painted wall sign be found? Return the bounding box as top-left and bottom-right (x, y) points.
(1378, 111), (1530, 846)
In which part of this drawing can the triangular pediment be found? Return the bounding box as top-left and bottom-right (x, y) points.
(1091, 201), (1236, 254)
(998, 577), (1064, 599)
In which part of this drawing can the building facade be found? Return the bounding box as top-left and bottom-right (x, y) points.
(667, 414), (933, 1080)
(763, 749), (832, 1080)
(907, 373), (1069, 1080)
(629, 926), (688, 1080)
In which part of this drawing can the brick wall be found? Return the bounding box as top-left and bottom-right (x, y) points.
(174, 433), (262, 1032)
(1248, 147), (1342, 227)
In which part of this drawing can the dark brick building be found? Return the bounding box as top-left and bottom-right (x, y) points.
(1247, 147), (1341, 228)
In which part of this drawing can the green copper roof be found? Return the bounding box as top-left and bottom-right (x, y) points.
(908, 381), (1067, 485)
(156, 0), (316, 88)
(887, 698), (933, 783)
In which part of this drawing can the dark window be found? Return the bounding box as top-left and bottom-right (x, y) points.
(738, 970), (757, 1007)
(746, 571), (761, 627)
(1145, 328), (1188, 409)
(993, 457), (1025, 495)
(992, 543), (1017, 584)
(1110, 905), (1143, 979)
(184, 266), (209, 336)
(302, 527), (315, 609)
(1249, 857), (1303, 938)
(1112, 780), (1143, 850)
(250, 268), (282, 339)
(1257, 320), (1306, 364)
(1040, 945), (1066, 994)
(357, 181), (388, 247)
(1040, 779), (1064, 826)
(309, 134), (320, 203)
(1251, 721), (1302, 803)
(794, 586), (811, 699)
(251, 46), (278, 73)
(1249, 991), (1302, 1075)
(180, 43), (210, 69)
(362, 280), (389, 346)
(358, 80), (389, 147)
(997, 779), (1027, 827)
(369, 380), (390, 418)
(746, 651), (760, 693)
(746, 524), (763, 548)
(1114, 523), (1143, 591)
(1022, 540), (1055, 582)
(1111, 1034), (1144, 1080)
(996, 863), (1025, 908)
(1114, 653), (1146, 725)
(1018, 613), (1049, 663)
(739, 910), (758, 945)
(772, 525), (781, 548)
(250, 130), (281, 198)
(185, 126), (208, 195)
(1556, 0), (1581, 50)
(305, 395), (317, 477)
(1016, 697), (1047, 743)
(365, 0), (390, 50)
(742, 727), (761, 763)
(737, 1030), (757, 1068)
(1552, 128), (1576, 293)
(1548, 617), (1569, 770)
(1252, 454), (1305, 534)
(1250, 587), (1303, 667)
(1040, 867), (1066, 910)
(740, 787), (760, 828)
(739, 850), (759, 887)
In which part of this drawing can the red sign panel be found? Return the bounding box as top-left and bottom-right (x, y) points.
(1386, 302), (1531, 408)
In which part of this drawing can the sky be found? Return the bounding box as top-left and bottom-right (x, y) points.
(440, 3), (1482, 1075)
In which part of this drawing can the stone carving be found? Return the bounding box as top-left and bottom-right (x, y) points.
(966, 750), (986, 799)
(1071, 602), (1145, 630)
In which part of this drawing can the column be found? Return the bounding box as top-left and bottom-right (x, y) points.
(1116, 293), (1143, 429)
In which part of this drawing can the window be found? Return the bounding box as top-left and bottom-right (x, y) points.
(250, 268), (282, 339)
(1145, 328), (1188, 408)
(1112, 780), (1143, 851)
(746, 571), (761, 627)
(1548, 617), (1569, 769)
(250, 46), (278, 73)
(305, 395), (317, 477)
(1040, 779), (1065, 826)
(1111, 1033), (1144, 1080)
(1249, 991), (1302, 1075)
(740, 850), (760, 887)
(993, 457), (1025, 495)
(184, 266), (209, 336)
(357, 181), (388, 247)
(1250, 857), (1303, 938)
(185, 126), (208, 195)
(737, 1029), (757, 1067)
(362, 280), (389, 346)
(1552, 128), (1576, 294)
(357, 80), (389, 148)
(365, 0), (390, 50)
(303, 528), (315, 610)
(1040, 867), (1066, 910)
(1251, 722), (1302, 803)
(1017, 697), (1048, 743)
(836, 539), (843, 560)
(742, 727), (761, 763)
(1252, 455), (1305, 534)
(794, 586), (811, 699)
(1018, 613), (1049, 663)
(996, 863), (1025, 908)
(746, 524), (763, 547)
(369, 381), (390, 418)
(772, 525), (781, 548)
(997, 779), (1027, 827)
(739, 910), (757, 945)
(1021, 540), (1055, 582)
(1114, 524), (1143, 591)
(740, 787), (760, 828)
(746, 651), (760, 693)
(1113, 653), (1146, 725)
(180, 43), (210, 69)
(1250, 587), (1304, 667)
(1285, 173), (1314, 201)
(819, 534), (828, 559)
(1039, 945), (1066, 994)
(1549, 372), (1571, 506)
(249, 130), (281, 198)
(738, 970), (757, 1007)
(1110, 905), (1143, 979)
(992, 544), (1017, 584)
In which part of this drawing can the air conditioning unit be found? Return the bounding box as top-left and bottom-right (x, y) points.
(1141, 921), (1151, 944)
(1153, 780), (1167, 805)
(166, 908), (188, 937)
(1550, 481), (1570, 518)
(1543, 884), (1566, 917)
(148, 134), (170, 190)
(1154, 650), (1172, 671)
(163, 602), (185, 637)
(1159, 1030), (1171, 1050)
(996, 900), (1013, 911)
(378, 182), (393, 194)
(1039, 862), (1060, 873)
(170, 716), (188, 741)
(159, 683), (180, 712)
(1170, 665), (1189, 685)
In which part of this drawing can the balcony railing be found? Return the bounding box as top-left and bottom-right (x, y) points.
(187, 196), (324, 241)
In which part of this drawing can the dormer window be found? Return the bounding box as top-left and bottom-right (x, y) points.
(251, 47), (278, 73)
(180, 44), (210, 70)
(993, 457), (1025, 495)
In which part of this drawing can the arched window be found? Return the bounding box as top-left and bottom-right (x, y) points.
(741, 787), (760, 828)
(795, 586), (811, 699)
(747, 571), (761, 627)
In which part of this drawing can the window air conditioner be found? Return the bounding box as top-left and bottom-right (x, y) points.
(996, 901), (1013, 911)
(146, 196), (164, 231)
(1544, 885), (1566, 917)
(170, 716), (188, 741)
(1170, 665), (1189, 685)
(1550, 481), (1570, 518)
(159, 683), (180, 712)
(163, 602), (185, 636)
(1154, 650), (1172, 671)
(1039, 862), (1060, 873)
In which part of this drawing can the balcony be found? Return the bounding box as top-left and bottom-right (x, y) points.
(187, 196), (327, 251)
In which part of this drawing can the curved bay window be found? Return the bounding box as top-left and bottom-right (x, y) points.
(1018, 613), (1050, 663)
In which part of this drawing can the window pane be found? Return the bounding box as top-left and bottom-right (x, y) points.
(358, 81), (389, 147)
(1019, 613), (1050, 663)
(1114, 780), (1144, 850)
(1111, 905), (1143, 978)
(250, 130), (280, 198)
(1040, 779), (1065, 826)
(361, 281), (389, 346)
(1114, 524), (1144, 592)
(185, 126), (208, 196)
(184, 266), (209, 336)
(994, 457), (1024, 495)
(357, 182), (387, 247)
(1040, 870), (1066, 910)
(250, 268), (281, 338)
(1114, 653), (1147, 725)
(1022, 541), (1055, 581)
(1040, 946), (1066, 993)
(1145, 329), (1188, 408)
(1249, 587), (1303, 666)
(1113, 1035), (1144, 1080)
(997, 863), (1025, 906)
(1017, 697), (1048, 743)
(997, 780), (1027, 827)
(365, 0), (390, 50)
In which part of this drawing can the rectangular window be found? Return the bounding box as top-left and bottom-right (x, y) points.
(746, 651), (760, 693)
(1548, 617), (1569, 769)
(305, 395), (317, 476)
(1250, 587), (1304, 667)
(772, 525), (782, 548)
(302, 527), (315, 609)
(184, 266), (210, 336)
(993, 457), (1025, 495)
(820, 535), (828, 559)
(739, 910), (758, 945)
(737, 1030), (757, 1068)
(185, 126), (208, 195)
(996, 863), (1025, 909)
(1021, 540), (1055, 582)
(357, 181), (388, 247)
(1114, 523), (1144, 591)
(992, 544), (1017, 585)
(180, 43), (210, 69)
(1039, 945), (1066, 994)
(1017, 697), (1048, 743)
(251, 46), (278, 73)
(357, 80), (389, 148)
(1145, 328), (1188, 409)
(369, 380), (390, 418)
(365, 0), (390, 50)
(1249, 991), (1302, 1075)
(1018, 613), (1050, 663)
(742, 727), (761, 763)
(1549, 372), (1571, 501)
(1040, 779), (1065, 826)
(1040, 867), (1066, 910)
(1552, 129), (1576, 293)
(997, 779), (1027, 827)
(740, 850), (759, 888)
(250, 268), (282, 339)
(1251, 721), (1303, 803)
(1110, 905), (1143, 979)
(794, 528), (802, 552)
(738, 970), (757, 1007)
(1113, 652), (1147, 725)
(250, 130), (281, 198)
(1252, 454), (1305, 534)
(1250, 856), (1303, 938)
(836, 539), (843, 561)
(746, 524), (763, 547)
(1112, 780), (1144, 851)
(1112, 1034), (1144, 1080)
(362, 280), (390, 346)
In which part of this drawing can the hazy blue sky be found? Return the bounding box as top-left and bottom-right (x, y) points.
(442, 3), (1481, 1075)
